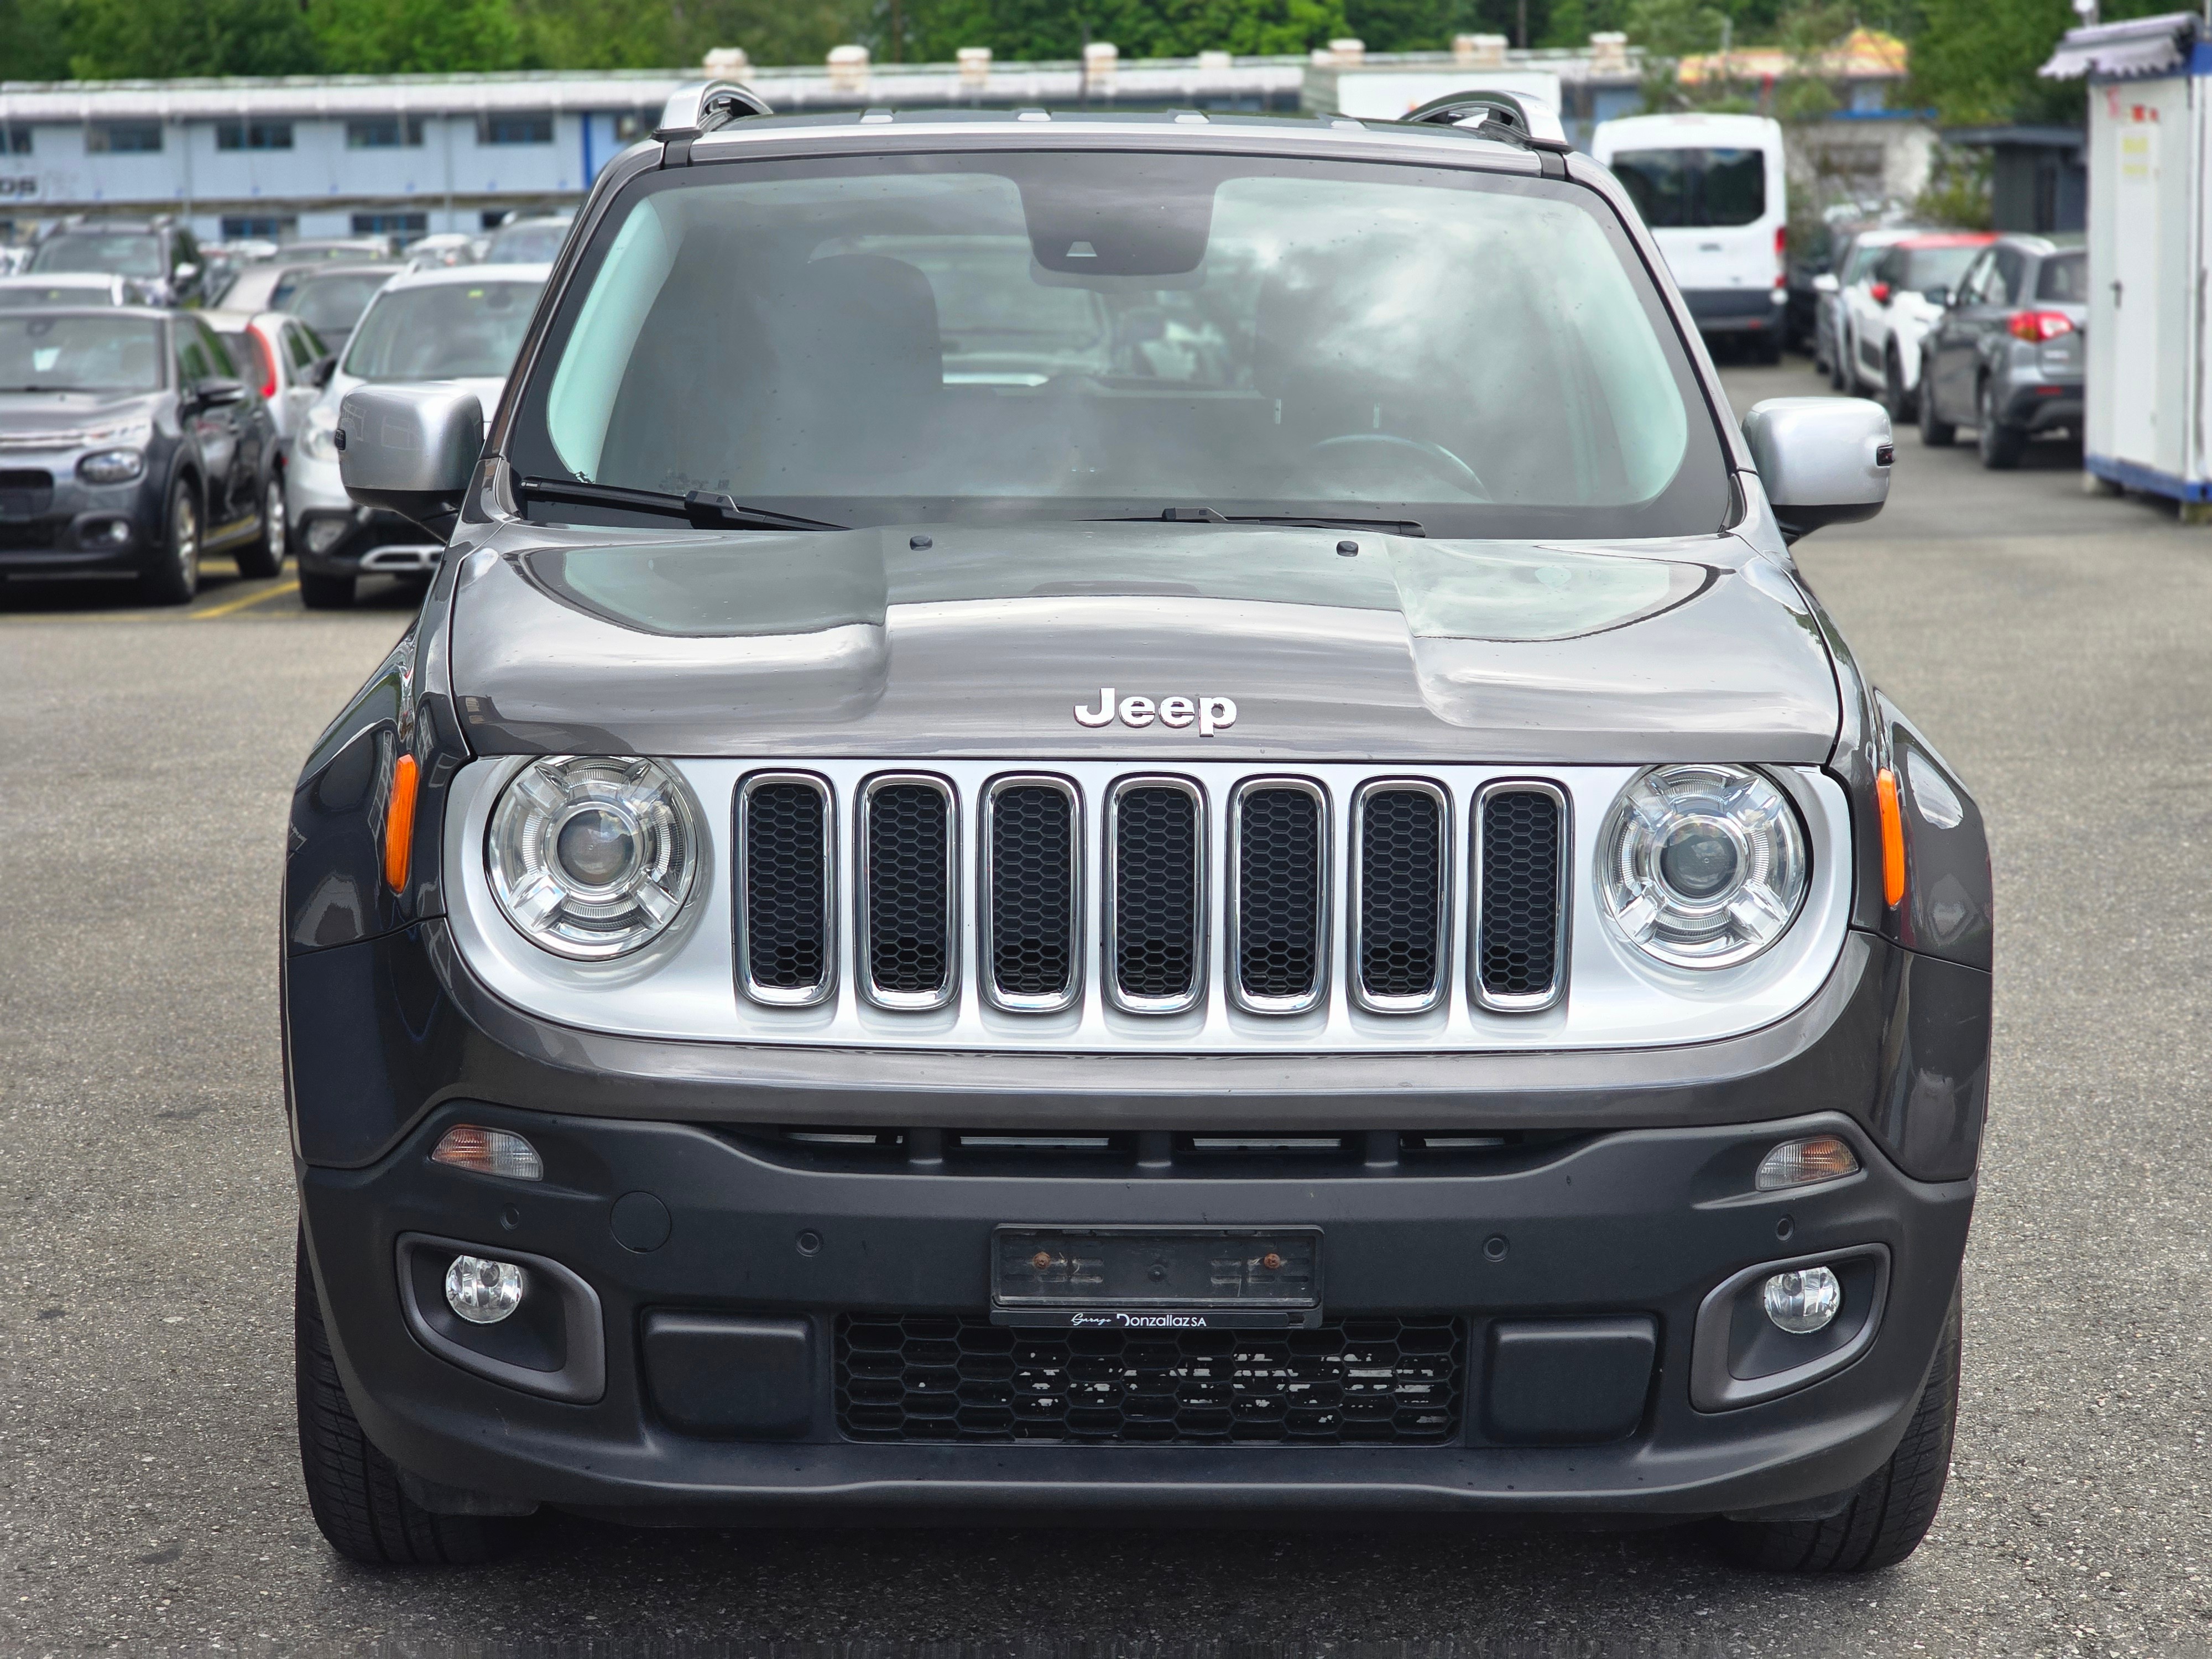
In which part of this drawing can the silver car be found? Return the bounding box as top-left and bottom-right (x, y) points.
(286, 262), (547, 606)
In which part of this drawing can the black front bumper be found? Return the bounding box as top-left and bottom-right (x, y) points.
(0, 473), (161, 575)
(1682, 288), (1786, 337)
(290, 922), (1985, 1526)
(296, 505), (444, 580)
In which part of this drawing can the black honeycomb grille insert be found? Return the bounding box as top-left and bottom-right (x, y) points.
(1358, 789), (1444, 1000)
(741, 782), (827, 993)
(836, 1315), (1464, 1444)
(1237, 787), (1323, 1002)
(1478, 790), (1563, 999)
(989, 785), (1075, 999)
(1113, 786), (1200, 1002)
(864, 783), (951, 996)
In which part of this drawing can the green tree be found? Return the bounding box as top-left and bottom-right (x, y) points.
(61, 0), (322, 77)
(311, 0), (520, 72)
(1907, 0), (2168, 124)
(901, 0), (1345, 61)
(0, 0), (76, 80)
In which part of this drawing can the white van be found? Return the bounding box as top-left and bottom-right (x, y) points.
(1593, 112), (1788, 361)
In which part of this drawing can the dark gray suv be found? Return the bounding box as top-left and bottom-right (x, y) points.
(283, 88), (1989, 1575)
(1918, 235), (2086, 468)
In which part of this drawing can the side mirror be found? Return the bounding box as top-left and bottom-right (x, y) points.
(309, 354), (336, 389)
(1869, 281), (1892, 305)
(1926, 287), (1952, 306)
(1811, 272), (1839, 294)
(337, 383), (484, 519)
(194, 376), (246, 407)
(1741, 397), (1892, 543)
(174, 260), (200, 281)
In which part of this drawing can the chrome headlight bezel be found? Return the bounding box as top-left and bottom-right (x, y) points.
(486, 755), (701, 961)
(1597, 763), (1809, 969)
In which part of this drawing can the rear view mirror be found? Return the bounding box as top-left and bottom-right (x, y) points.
(1741, 397), (1892, 544)
(337, 383), (484, 520)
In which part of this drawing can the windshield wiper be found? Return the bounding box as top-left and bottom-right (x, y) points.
(517, 476), (845, 533)
(1097, 507), (1426, 536)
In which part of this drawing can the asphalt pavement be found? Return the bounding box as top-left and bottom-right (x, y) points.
(2, 357), (2209, 1656)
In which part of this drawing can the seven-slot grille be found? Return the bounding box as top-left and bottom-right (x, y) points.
(836, 1314), (1466, 1444)
(734, 770), (1566, 1015)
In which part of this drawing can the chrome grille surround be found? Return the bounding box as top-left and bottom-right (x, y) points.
(1226, 776), (1330, 1016)
(1470, 779), (1572, 1014)
(734, 770), (837, 1008)
(444, 758), (1858, 1056)
(1347, 779), (1453, 1016)
(1103, 775), (1209, 1015)
(855, 771), (959, 1011)
(978, 773), (1083, 1014)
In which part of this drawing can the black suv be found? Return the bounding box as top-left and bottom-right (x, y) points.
(25, 217), (206, 309)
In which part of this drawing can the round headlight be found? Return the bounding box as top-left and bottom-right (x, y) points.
(77, 447), (145, 484)
(1598, 764), (1807, 968)
(487, 756), (699, 959)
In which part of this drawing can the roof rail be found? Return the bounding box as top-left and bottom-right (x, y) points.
(1399, 90), (1573, 172)
(655, 79), (773, 160)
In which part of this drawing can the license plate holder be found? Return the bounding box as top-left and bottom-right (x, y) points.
(991, 1225), (1323, 1329)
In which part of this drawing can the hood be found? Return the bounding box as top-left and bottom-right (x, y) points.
(446, 521), (1841, 763)
(0, 390), (158, 445)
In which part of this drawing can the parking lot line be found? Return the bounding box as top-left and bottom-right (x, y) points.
(190, 578), (300, 619)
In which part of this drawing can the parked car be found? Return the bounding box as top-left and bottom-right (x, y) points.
(1594, 112), (1789, 361)
(280, 237), (397, 262)
(1917, 236), (2087, 469)
(0, 307), (283, 602)
(24, 217), (205, 307)
(265, 263), (400, 358)
(286, 262), (547, 607)
(0, 273), (131, 309)
(202, 307), (332, 448)
(481, 215), (573, 265)
(1842, 232), (1996, 420)
(288, 103), (1989, 1574)
(1813, 226), (1915, 390)
(210, 254), (395, 316)
(405, 233), (479, 270)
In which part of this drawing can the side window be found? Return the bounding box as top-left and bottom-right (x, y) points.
(176, 329), (211, 385)
(173, 227), (200, 269)
(1955, 252), (1994, 305)
(1871, 249), (1902, 288)
(285, 324), (314, 371)
(196, 321), (237, 379)
(1991, 248), (2026, 306)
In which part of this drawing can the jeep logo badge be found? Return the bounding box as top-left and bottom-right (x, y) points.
(1074, 687), (1237, 736)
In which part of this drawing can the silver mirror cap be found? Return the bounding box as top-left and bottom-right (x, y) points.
(337, 384), (484, 519)
(1741, 396), (1892, 541)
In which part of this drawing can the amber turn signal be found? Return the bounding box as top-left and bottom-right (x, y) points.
(1875, 767), (1906, 909)
(384, 752), (419, 893)
(431, 1124), (544, 1181)
(1756, 1134), (1862, 1191)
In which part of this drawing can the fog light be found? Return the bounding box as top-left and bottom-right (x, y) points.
(1762, 1266), (1841, 1334)
(1755, 1135), (1861, 1191)
(305, 519), (349, 554)
(445, 1255), (524, 1324)
(431, 1124), (543, 1181)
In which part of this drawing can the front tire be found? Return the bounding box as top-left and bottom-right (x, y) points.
(1978, 379), (2026, 469)
(1919, 359), (1957, 446)
(295, 1228), (515, 1565)
(235, 474), (285, 578)
(138, 480), (200, 606)
(1717, 1282), (1960, 1573)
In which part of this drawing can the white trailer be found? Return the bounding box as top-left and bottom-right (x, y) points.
(2042, 12), (2211, 518)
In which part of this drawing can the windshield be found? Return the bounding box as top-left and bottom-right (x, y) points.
(0, 314), (163, 392)
(0, 283), (117, 309)
(514, 152), (1726, 540)
(272, 270), (393, 338)
(343, 280), (541, 381)
(487, 223), (569, 264)
(30, 232), (165, 279)
(1610, 148), (1766, 228)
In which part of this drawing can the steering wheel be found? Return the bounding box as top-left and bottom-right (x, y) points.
(1305, 432), (1490, 500)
